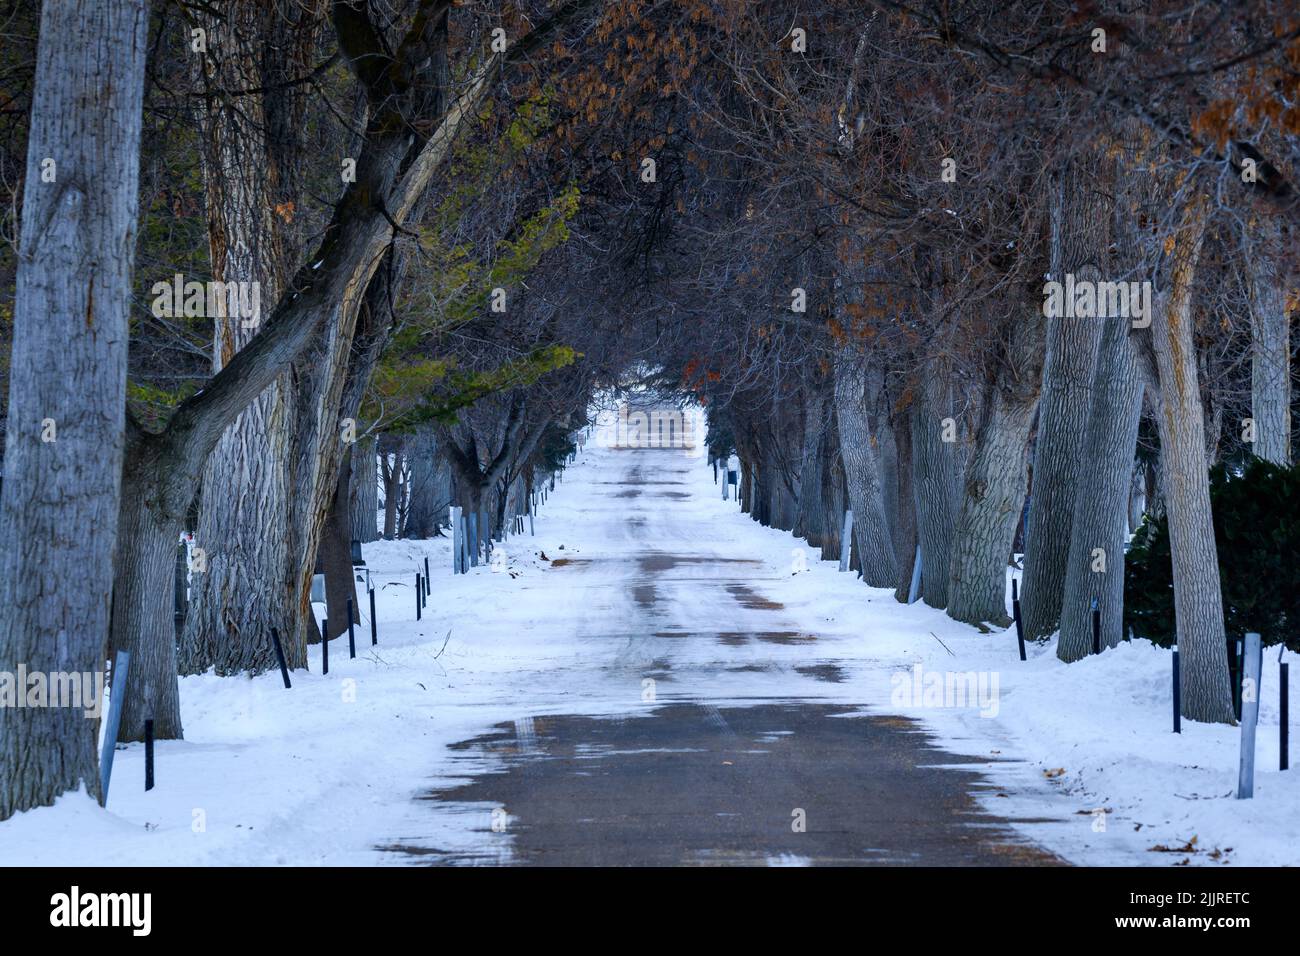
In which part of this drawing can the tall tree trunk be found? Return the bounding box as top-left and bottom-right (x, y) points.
(890, 398), (918, 602)
(947, 305), (1043, 627)
(0, 0), (150, 819)
(833, 348), (897, 586)
(349, 433), (380, 543)
(405, 428), (444, 538)
(1020, 156), (1108, 640)
(320, 445), (358, 642)
(1147, 193), (1235, 724)
(794, 383), (829, 547)
(179, 3), (305, 677)
(911, 361), (959, 607)
(1247, 221), (1292, 465)
(381, 445), (401, 539)
(111, 460), (187, 741)
(1058, 319), (1144, 660)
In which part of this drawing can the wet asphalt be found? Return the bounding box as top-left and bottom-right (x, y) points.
(381, 447), (1064, 866)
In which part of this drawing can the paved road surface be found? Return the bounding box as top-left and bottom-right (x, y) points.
(382, 445), (1063, 866)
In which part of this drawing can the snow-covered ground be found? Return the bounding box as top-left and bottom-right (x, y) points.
(2, 409), (1296, 866)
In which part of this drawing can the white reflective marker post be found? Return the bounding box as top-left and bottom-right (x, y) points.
(1237, 631), (1263, 799)
(839, 510), (854, 572)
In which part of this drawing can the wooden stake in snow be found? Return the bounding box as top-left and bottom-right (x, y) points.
(1237, 632), (1262, 799)
(838, 511), (854, 572)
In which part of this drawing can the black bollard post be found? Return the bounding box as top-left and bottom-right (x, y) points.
(347, 597), (356, 659)
(1172, 646), (1181, 734)
(1233, 638), (1244, 720)
(1012, 581), (1026, 662)
(369, 587), (378, 646)
(1091, 600), (1101, 655)
(322, 618), (329, 675)
(415, 574), (422, 620)
(270, 627), (292, 689)
(144, 719), (155, 791)
(424, 557), (430, 604)
(1282, 660), (1290, 771)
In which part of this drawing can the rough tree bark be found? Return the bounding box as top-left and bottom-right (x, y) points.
(1020, 156), (1107, 640)
(179, 2), (310, 677)
(0, 0), (150, 820)
(911, 360), (959, 607)
(890, 395), (918, 602)
(110, 0), (587, 740)
(947, 304), (1044, 627)
(1057, 317), (1144, 661)
(349, 433), (380, 543)
(833, 347), (897, 586)
(1145, 192), (1235, 723)
(1247, 220), (1292, 465)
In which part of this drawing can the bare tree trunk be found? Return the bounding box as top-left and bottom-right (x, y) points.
(179, 3), (306, 677)
(349, 433), (380, 543)
(947, 306), (1043, 627)
(890, 400), (918, 602)
(795, 383), (829, 547)
(405, 427), (444, 538)
(912, 362), (959, 607)
(1020, 157), (1108, 640)
(111, 462), (186, 741)
(819, 428), (847, 562)
(380, 444), (401, 539)
(0, 0), (150, 819)
(1058, 319), (1144, 661)
(320, 445), (358, 642)
(833, 348), (896, 586)
(1147, 194), (1235, 724)
(1247, 221), (1292, 465)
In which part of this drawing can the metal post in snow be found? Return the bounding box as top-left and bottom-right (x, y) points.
(347, 597), (356, 659)
(424, 556), (430, 602)
(451, 506), (462, 574)
(907, 545), (922, 605)
(415, 574), (422, 620)
(322, 618), (329, 675)
(1012, 578), (1025, 662)
(98, 650), (130, 805)
(144, 719), (155, 792)
(369, 587), (378, 646)
(1172, 645), (1180, 733)
(1281, 655), (1289, 772)
(1091, 599), (1101, 655)
(1237, 632), (1263, 799)
(460, 514), (470, 572)
(270, 627), (292, 688)
(838, 510), (854, 572)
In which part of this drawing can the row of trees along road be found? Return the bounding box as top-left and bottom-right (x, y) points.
(0, 0), (1296, 819)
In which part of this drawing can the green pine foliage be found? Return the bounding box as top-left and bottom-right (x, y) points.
(1124, 458), (1300, 650)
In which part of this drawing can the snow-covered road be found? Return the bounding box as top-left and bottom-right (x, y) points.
(380, 446), (1062, 865)
(3, 413), (1296, 866)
